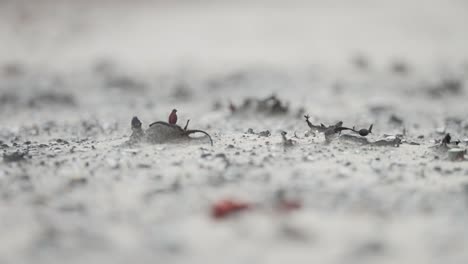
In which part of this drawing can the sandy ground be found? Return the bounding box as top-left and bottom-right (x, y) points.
(1, 1), (468, 264)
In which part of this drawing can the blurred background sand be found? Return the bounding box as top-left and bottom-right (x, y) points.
(1, 0), (467, 71)
(1, 1), (468, 264)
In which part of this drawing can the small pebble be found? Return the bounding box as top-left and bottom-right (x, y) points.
(448, 148), (466, 161)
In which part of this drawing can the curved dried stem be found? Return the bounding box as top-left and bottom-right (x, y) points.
(183, 119), (190, 131)
(184, 129), (214, 146)
(304, 115), (314, 129)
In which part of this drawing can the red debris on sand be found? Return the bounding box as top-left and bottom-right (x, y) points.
(274, 190), (302, 213)
(277, 200), (302, 212)
(211, 199), (251, 219)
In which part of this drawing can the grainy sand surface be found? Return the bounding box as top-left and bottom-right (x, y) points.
(1, 1), (468, 263)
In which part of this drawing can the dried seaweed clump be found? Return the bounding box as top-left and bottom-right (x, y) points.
(304, 115), (344, 135)
(230, 94), (289, 116)
(304, 115), (373, 139)
(304, 115), (402, 147)
(128, 117), (213, 146)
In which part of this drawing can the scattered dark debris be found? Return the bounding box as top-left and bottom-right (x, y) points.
(258, 130), (271, 137)
(27, 92), (76, 108)
(200, 153), (211, 159)
(404, 141), (420, 146)
(137, 163), (151, 169)
(143, 180), (182, 200)
(214, 153), (231, 168)
(58, 203), (86, 213)
(172, 82), (193, 100)
(390, 60), (410, 75)
(428, 78), (464, 97)
(0, 91), (77, 108)
(81, 119), (105, 136)
(292, 131), (302, 139)
(17, 174), (30, 181)
(230, 94), (289, 116)
(351, 54), (370, 70)
(93, 58), (116, 76)
(3, 151), (28, 162)
(67, 178), (88, 188)
(0, 92), (20, 108)
(212, 100), (223, 110)
(105, 75), (146, 91)
(211, 199), (252, 219)
(368, 104), (393, 115)
(389, 114), (404, 126)
(332, 81), (344, 94)
(229, 101), (237, 112)
(281, 131), (295, 147)
(206, 70), (251, 90)
(128, 114), (213, 146)
(55, 138), (69, 144)
(246, 128), (271, 137)
(215, 153), (227, 159)
(372, 136), (402, 147)
(352, 240), (386, 257)
(2, 62), (25, 77)
(278, 223), (310, 242)
(444, 117), (463, 127)
(295, 107), (306, 119)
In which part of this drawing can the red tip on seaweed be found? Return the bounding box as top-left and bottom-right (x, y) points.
(169, 109), (178, 124)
